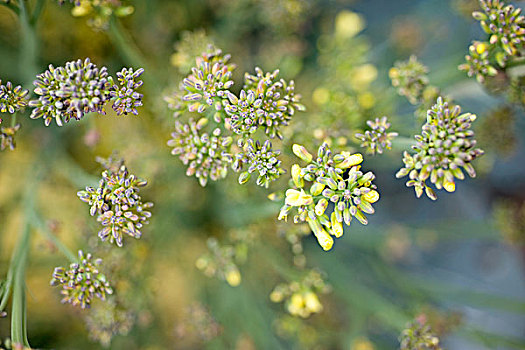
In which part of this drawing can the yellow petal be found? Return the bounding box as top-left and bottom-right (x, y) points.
(362, 190), (379, 203)
(444, 181), (455, 192)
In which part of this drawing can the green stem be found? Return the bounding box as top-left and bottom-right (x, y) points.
(29, 210), (77, 263)
(29, 0), (46, 26)
(19, 0), (39, 85)
(504, 57), (525, 69)
(108, 17), (161, 94)
(11, 219), (30, 347)
(108, 17), (149, 71)
(10, 111), (17, 128)
(7, 173), (39, 347)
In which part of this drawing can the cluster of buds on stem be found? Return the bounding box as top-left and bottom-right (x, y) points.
(50, 250), (113, 309)
(355, 116), (398, 155)
(57, 0), (135, 30)
(77, 159), (153, 247)
(459, 0), (525, 82)
(396, 97), (484, 200)
(0, 80), (28, 119)
(270, 269), (330, 318)
(166, 47), (304, 187)
(278, 143), (379, 251)
(29, 58), (144, 126)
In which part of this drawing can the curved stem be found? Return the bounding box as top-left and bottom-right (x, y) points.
(29, 210), (77, 263)
(108, 17), (149, 71)
(108, 17), (162, 95)
(29, 0), (46, 26)
(7, 170), (40, 348)
(11, 219), (30, 347)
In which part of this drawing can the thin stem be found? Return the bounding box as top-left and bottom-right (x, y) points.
(107, 17), (162, 94)
(504, 57), (525, 69)
(7, 170), (40, 348)
(10, 111), (17, 127)
(19, 0), (39, 85)
(29, 210), (77, 263)
(30, 0), (46, 26)
(108, 17), (149, 71)
(11, 219), (30, 347)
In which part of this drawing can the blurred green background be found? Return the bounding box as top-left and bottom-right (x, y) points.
(0, 0), (525, 349)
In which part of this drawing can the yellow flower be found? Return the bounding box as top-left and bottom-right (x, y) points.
(336, 152), (363, 169)
(310, 181), (325, 196)
(443, 181), (455, 192)
(285, 189), (313, 207)
(292, 144), (313, 162)
(315, 199), (329, 216)
(225, 267), (241, 287)
(291, 164), (304, 188)
(304, 291), (323, 313)
(71, 0), (92, 17)
(287, 293), (305, 316)
(335, 10), (365, 38)
(307, 218), (334, 251)
(476, 42), (488, 54)
(331, 212), (343, 237)
(362, 190), (379, 203)
(270, 290), (284, 303)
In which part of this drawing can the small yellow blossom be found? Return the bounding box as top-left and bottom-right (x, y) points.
(292, 144), (313, 162)
(335, 10), (365, 38)
(336, 151), (363, 169)
(291, 164), (304, 188)
(443, 181), (455, 192)
(362, 190), (379, 203)
(304, 291), (323, 313)
(285, 189), (313, 207)
(225, 267), (241, 287)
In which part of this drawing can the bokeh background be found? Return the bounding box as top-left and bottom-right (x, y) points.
(0, 0), (525, 349)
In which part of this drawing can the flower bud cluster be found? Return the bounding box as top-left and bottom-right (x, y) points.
(110, 67), (144, 116)
(389, 55), (430, 105)
(167, 48), (304, 187)
(50, 250), (113, 309)
(459, 41), (498, 83)
(236, 67), (305, 139)
(278, 143), (379, 251)
(83, 298), (134, 346)
(0, 124), (20, 151)
(399, 318), (442, 350)
(460, 0), (525, 82)
(182, 49), (235, 114)
(77, 161), (153, 247)
(0, 80), (28, 118)
(396, 97), (484, 200)
(235, 138), (284, 188)
(57, 0), (135, 30)
(29, 58), (144, 126)
(168, 118), (233, 187)
(355, 116), (398, 155)
(270, 269), (330, 318)
(195, 238), (242, 287)
(476, 0), (525, 57)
